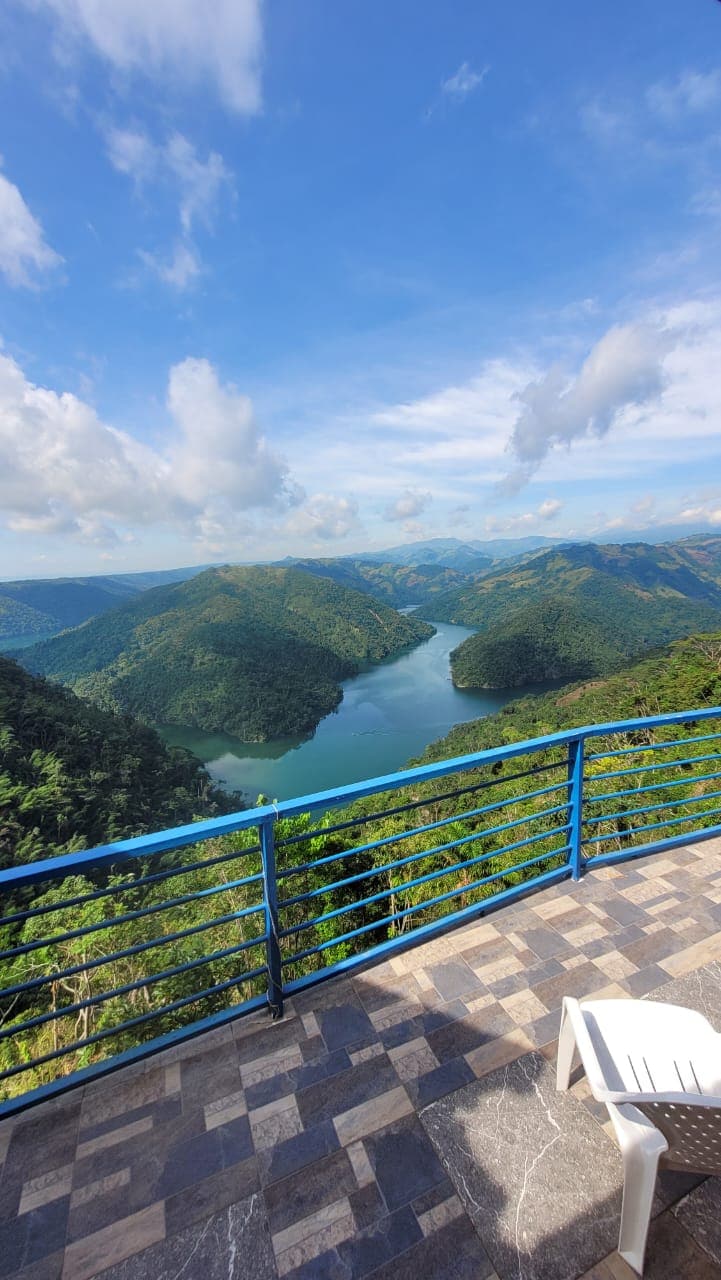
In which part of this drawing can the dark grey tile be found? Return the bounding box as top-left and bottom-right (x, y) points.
(0, 1198), (69, 1278)
(4, 1104), (80, 1183)
(363, 1115), (446, 1212)
(361, 1214), (495, 1280)
(165, 1157), (260, 1238)
(427, 961), (482, 1001)
(647, 1208), (721, 1278)
(264, 1148), (357, 1235)
(349, 1181), (386, 1229)
(623, 963), (670, 997)
(98, 1197), (275, 1279)
(156, 1115), (253, 1198)
(426, 1005), (516, 1064)
(405, 1056), (475, 1110)
(318, 1000), (376, 1052)
(296, 1055), (398, 1129)
(257, 1118), (339, 1187)
(337, 1205), (422, 1277)
(522, 926), (571, 960)
(245, 1048), (351, 1111)
(530, 960), (607, 1012)
(525, 1009), (563, 1049)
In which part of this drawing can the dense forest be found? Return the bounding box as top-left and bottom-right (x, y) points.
(3, 630), (721, 1098)
(286, 556), (476, 606)
(0, 655), (234, 867)
(18, 566), (434, 741)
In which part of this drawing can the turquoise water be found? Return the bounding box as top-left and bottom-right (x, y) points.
(159, 622), (545, 802)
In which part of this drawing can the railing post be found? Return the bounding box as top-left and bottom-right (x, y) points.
(259, 815), (284, 1019)
(568, 737), (585, 881)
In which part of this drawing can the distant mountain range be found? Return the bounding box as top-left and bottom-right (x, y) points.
(18, 566), (433, 742)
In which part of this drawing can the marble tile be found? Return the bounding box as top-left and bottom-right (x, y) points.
(421, 1051), (625, 1280)
(98, 1196), (275, 1280)
(61, 1202), (165, 1280)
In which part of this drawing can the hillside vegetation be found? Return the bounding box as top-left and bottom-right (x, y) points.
(0, 655), (232, 866)
(417, 538), (721, 687)
(287, 557), (474, 606)
(19, 566), (434, 741)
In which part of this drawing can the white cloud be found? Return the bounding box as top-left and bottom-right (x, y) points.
(285, 495), (360, 542)
(0, 352), (291, 544)
(647, 70), (721, 120)
(441, 62), (488, 100)
(29, 0), (263, 114)
(503, 322), (672, 491)
(105, 128), (231, 289)
(538, 498), (562, 520)
(138, 240), (201, 290)
(383, 489), (432, 522)
(0, 169), (62, 288)
(485, 499), (563, 534)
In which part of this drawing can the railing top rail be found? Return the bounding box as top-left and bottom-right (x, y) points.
(2, 704), (720, 892)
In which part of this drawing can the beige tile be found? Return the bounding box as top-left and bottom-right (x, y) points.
(561, 954), (588, 970)
(61, 1202), (165, 1280)
(564, 922), (609, 947)
(301, 1010), (320, 1037)
(392, 1045), (439, 1083)
(637, 858), (678, 880)
(250, 1095), (302, 1151)
(592, 950), (637, 981)
(71, 1168), (131, 1209)
(370, 999), (422, 1032)
(474, 954), (524, 984)
(19, 1163), (74, 1214)
(349, 1043), (384, 1066)
(660, 929), (721, 977)
(464, 991), (497, 1013)
(417, 1193), (465, 1236)
(532, 896), (576, 921)
(240, 1045), (303, 1087)
(620, 878), (673, 903)
(204, 1089), (247, 1130)
(465, 1028), (534, 1078)
(164, 1062), (181, 1096)
(415, 968), (435, 991)
(500, 990), (548, 1025)
(347, 1140), (374, 1188)
(334, 1086), (412, 1146)
(453, 921), (500, 950)
(76, 1114), (153, 1160)
(273, 1196), (354, 1261)
(591, 983), (629, 1002)
(586, 902), (609, 920)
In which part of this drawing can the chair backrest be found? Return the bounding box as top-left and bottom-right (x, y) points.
(635, 1100), (721, 1173)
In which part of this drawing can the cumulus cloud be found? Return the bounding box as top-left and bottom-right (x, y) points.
(28, 0), (263, 114)
(285, 495), (360, 542)
(137, 240), (201, 290)
(0, 169), (62, 287)
(485, 499), (563, 534)
(538, 498), (562, 520)
(383, 489), (432, 522)
(502, 323), (672, 491)
(0, 352), (290, 545)
(441, 62), (489, 100)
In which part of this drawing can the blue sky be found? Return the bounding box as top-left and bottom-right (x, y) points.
(1, 0), (721, 577)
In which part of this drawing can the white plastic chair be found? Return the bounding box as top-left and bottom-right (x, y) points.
(556, 997), (721, 1275)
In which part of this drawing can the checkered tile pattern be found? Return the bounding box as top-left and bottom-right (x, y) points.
(2, 838), (721, 1279)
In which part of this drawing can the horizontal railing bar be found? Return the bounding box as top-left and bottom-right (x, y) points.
(0, 933), (267, 1042)
(0, 901), (266, 1001)
(584, 769), (721, 806)
(0, 964), (268, 1083)
(0, 841), (262, 930)
(4, 706), (719, 896)
(581, 804), (721, 845)
(584, 788), (721, 828)
(0, 869), (265, 965)
(277, 782), (571, 886)
(282, 846), (570, 969)
(273, 761), (564, 851)
(583, 822), (721, 869)
(278, 801), (571, 909)
(284, 866), (570, 998)
(279, 824), (571, 940)
(587, 728), (721, 762)
(586, 750), (721, 784)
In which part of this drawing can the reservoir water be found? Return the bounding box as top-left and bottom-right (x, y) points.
(159, 622), (543, 803)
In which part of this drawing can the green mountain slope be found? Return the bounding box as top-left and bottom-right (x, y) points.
(19, 566), (434, 741)
(0, 655), (232, 865)
(286, 557), (474, 606)
(450, 597), (625, 688)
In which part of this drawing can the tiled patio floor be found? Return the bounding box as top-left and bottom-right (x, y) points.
(2, 839), (721, 1279)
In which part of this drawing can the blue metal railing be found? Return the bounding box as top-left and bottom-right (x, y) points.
(1, 705), (721, 1116)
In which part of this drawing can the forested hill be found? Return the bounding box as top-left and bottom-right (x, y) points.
(18, 566), (434, 742)
(285, 557), (474, 606)
(417, 632), (721, 766)
(0, 655), (233, 866)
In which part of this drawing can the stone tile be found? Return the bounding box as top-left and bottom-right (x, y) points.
(531, 959), (609, 1012)
(256, 1119), (339, 1187)
(426, 960), (483, 1001)
(79, 1066), (167, 1130)
(363, 1114), (446, 1212)
(164, 1157), (260, 1238)
(660, 930), (721, 978)
(155, 1115), (254, 1199)
(75, 1114), (153, 1161)
(273, 1197), (355, 1275)
(426, 1004), (517, 1064)
(60, 1202), (165, 1280)
(387, 1037), (439, 1082)
(317, 999), (376, 1052)
(583, 1209), (721, 1279)
(405, 1055), (476, 1109)
(98, 1197), (275, 1280)
(295, 1055), (398, 1130)
(674, 1171), (721, 1265)
(422, 1051), (624, 1280)
(500, 989), (549, 1025)
(352, 974), (423, 1015)
(622, 963), (670, 997)
(334, 1086), (413, 1147)
(250, 1095), (303, 1151)
(465, 1027), (535, 1077)
(336, 1204), (423, 1277)
(0, 1198), (69, 1278)
(265, 1149), (357, 1236)
(361, 1213), (496, 1280)
(204, 1089), (247, 1130)
(18, 1165), (73, 1215)
(4, 1104), (80, 1184)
